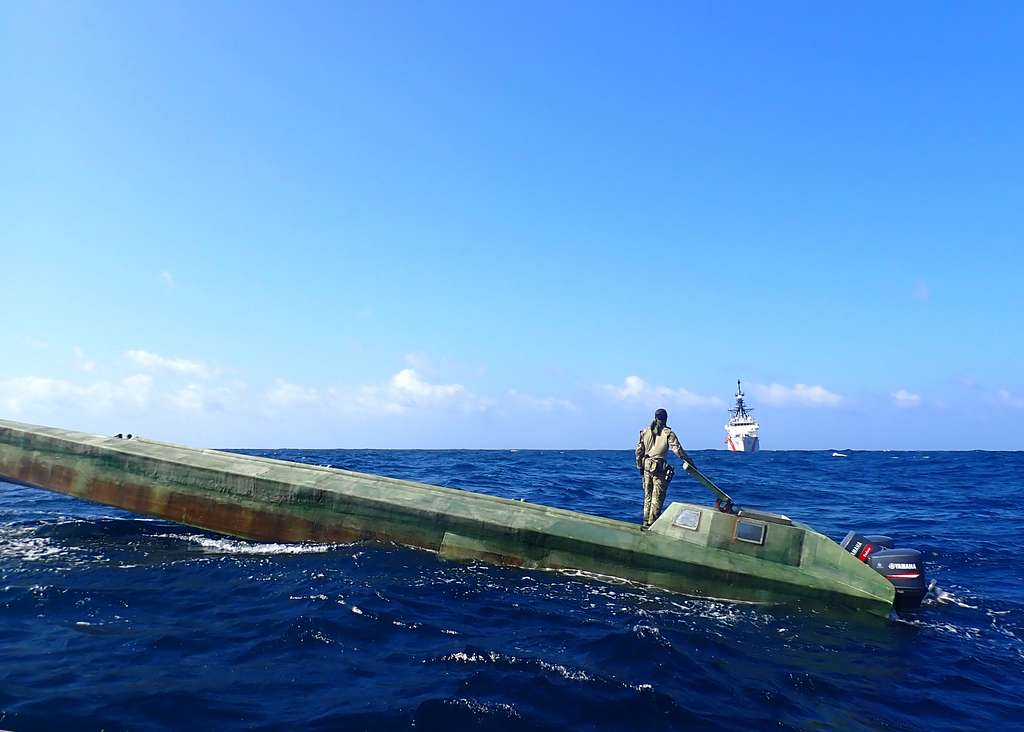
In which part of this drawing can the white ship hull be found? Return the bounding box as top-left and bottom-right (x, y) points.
(724, 380), (760, 452)
(725, 431), (760, 453)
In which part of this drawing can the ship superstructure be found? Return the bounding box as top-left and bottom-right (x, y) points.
(725, 379), (760, 452)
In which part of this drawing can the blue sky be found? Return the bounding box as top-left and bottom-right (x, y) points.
(2, 2), (1022, 449)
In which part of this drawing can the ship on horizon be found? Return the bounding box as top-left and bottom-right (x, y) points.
(725, 379), (760, 452)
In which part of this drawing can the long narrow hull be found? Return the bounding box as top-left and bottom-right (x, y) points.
(0, 419), (893, 616)
(726, 433), (760, 452)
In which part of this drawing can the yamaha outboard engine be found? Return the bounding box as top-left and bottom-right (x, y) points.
(841, 532), (928, 610)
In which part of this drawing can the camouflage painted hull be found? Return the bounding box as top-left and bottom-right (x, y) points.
(0, 419), (895, 617)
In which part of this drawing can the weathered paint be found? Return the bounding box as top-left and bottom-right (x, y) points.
(0, 419), (895, 616)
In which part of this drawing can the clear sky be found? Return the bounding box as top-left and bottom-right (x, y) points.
(2, 2), (1022, 449)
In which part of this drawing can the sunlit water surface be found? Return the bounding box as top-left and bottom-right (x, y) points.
(2, 449), (1022, 730)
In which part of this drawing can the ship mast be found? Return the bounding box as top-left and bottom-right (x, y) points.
(730, 379), (752, 420)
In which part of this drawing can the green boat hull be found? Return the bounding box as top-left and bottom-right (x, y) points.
(0, 419), (895, 617)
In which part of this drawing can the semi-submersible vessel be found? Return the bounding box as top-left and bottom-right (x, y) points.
(0, 419), (930, 617)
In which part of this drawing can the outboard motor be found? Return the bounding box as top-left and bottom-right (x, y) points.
(840, 532), (928, 610)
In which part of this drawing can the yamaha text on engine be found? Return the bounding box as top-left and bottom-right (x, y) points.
(841, 532), (930, 610)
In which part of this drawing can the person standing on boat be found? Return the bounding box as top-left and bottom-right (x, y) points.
(635, 408), (697, 528)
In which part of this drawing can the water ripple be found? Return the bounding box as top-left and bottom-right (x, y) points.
(1, 449), (1022, 730)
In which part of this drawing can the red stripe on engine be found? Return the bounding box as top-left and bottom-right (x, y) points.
(886, 573), (920, 579)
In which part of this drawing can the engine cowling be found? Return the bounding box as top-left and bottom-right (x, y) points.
(840, 532), (928, 610)
(867, 548), (927, 610)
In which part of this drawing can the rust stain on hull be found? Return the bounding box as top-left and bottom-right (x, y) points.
(10, 455), (383, 546)
(15, 455), (77, 493)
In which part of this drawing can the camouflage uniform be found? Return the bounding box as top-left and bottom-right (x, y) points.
(635, 424), (695, 527)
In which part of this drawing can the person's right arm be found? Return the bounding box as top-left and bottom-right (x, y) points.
(668, 431), (696, 471)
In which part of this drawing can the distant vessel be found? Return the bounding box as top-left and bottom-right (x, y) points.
(725, 380), (760, 452)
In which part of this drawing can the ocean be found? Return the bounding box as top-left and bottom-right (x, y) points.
(1, 449), (1022, 731)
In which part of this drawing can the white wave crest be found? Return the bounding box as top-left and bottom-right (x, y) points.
(440, 699), (521, 719)
(160, 533), (345, 555)
(0, 528), (64, 562)
(440, 650), (594, 681)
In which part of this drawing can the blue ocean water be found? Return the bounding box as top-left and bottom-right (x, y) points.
(1, 449), (1022, 731)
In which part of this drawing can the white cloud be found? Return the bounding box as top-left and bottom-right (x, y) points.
(263, 369), (487, 417)
(119, 375), (154, 408)
(998, 390), (1024, 409)
(331, 369), (488, 416)
(0, 356), (248, 420)
(507, 390), (578, 413)
(0, 374), (153, 414)
(164, 382), (244, 412)
(166, 384), (204, 411)
(748, 382), (843, 407)
(607, 375), (647, 400)
(892, 389), (921, 408)
(342, 384), (407, 416)
(125, 349), (213, 378)
(159, 270), (175, 287)
(599, 376), (723, 409)
(342, 384), (406, 416)
(266, 379), (320, 407)
(72, 346), (96, 373)
(390, 368), (463, 400)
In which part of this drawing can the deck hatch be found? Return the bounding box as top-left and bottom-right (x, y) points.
(672, 509), (701, 531)
(736, 518), (767, 545)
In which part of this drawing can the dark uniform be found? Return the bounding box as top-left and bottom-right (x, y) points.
(635, 410), (696, 527)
